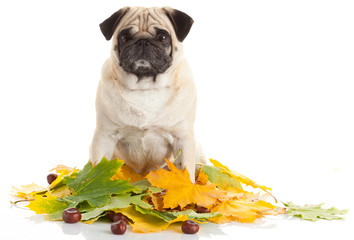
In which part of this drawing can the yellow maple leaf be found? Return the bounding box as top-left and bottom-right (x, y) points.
(146, 159), (229, 209)
(11, 183), (47, 200)
(209, 199), (280, 223)
(110, 163), (144, 183)
(26, 194), (67, 215)
(117, 206), (188, 233)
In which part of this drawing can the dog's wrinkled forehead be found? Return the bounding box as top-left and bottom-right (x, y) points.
(117, 8), (171, 38)
(100, 7), (193, 43)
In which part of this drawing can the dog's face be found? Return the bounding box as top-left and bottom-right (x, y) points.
(99, 7), (193, 80)
(117, 25), (173, 78)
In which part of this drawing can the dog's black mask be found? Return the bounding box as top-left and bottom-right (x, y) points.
(117, 28), (173, 79)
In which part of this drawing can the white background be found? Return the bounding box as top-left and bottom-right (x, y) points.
(0, 0), (353, 239)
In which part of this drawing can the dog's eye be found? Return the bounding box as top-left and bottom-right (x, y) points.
(118, 28), (132, 45)
(156, 33), (168, 43)
(120, 35), (130, 44)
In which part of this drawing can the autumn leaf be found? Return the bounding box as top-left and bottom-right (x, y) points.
(117, 205), (189, 233)
(118, 204), (219, 233)
(49, 165), (78, 189)
(283, 202), (348, 221)
(209, 199), (283, 223)
(63, 157), (138, 208)
(12, 165), (77, 200)
(209, 159), (271, 191)
(111, 163), (144, 183)
(117, 205), (176, 233)
(50, 164), (76, 173)
(150, 192), (164, 211)
(135, 205), (220, 222)
(146, 159), (229, 209)
(12, 183), (47, 200)
(78, 193), (153, 223)
(27, 194), (68, 220)
(50, 185), (71, 198)
(201, 164), (243, 192)
(129, 179), (163, 195)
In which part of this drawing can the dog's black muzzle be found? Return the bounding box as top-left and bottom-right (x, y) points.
(119, 38), (172, 78)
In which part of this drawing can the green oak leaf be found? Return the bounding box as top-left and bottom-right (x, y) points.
(201, 165), (242, 191)
(134, 205), (221, 222)
(283, 202), (349, 221)
(63, 157), (138, 208)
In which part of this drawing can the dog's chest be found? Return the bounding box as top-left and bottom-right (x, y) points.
(118, 87), (175, 127)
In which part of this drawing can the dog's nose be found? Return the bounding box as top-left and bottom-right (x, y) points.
(135, 39), (151, 46)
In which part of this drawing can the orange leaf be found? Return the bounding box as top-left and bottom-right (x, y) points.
(151, 193), (165, 211)
(146, 159), (229, 209)
(196, 171), (209, 185)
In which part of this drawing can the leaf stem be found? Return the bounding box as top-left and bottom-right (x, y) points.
(10, 199), (34, 205)
(259, 185), (278, 203)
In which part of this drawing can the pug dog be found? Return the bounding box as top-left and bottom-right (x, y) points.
(90, 7), (204, 182)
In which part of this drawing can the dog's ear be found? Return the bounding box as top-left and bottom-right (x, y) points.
(163, 7), (194, 42)
(99, 7), (129, 41)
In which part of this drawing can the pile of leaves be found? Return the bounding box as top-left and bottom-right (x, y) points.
(11, 157), (347, 233)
